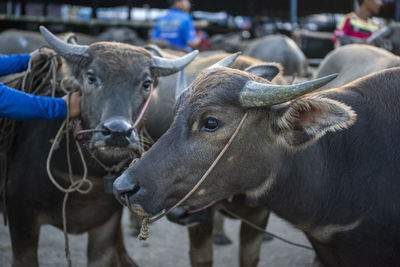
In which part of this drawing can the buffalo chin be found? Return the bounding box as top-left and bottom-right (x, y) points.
(93, 146), (137, 165)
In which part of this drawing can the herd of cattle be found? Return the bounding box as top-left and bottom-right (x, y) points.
(1, 23), (400, 267)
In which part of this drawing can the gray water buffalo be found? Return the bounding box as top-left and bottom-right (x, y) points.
(209, 32), (245, 53)
(0, 29), (95, 54)
(2, 26), (197, 267)
(316, 44), (400, 90)
(114, 50), (400, 266)
(95, 27), (145, 46)
(243, 35), (308, 77)
(0, 28), (142, 55)
(208, 33), (308, 77)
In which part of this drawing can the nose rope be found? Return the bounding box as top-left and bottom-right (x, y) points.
(126, 112), (249, 240)
(187, 201), (217, 214)
(74, 84), (153, 140)
(133, 84), (153, 128)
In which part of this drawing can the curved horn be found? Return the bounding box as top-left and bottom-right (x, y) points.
(208, 52), (241, 69)
(366, 27), (392, 44)
(239, 74), (338, 107)
(175, 69), (188, 100)
(151, 50), (198, 77)
(39, 26), (89, 61)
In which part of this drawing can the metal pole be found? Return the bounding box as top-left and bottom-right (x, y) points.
(290, 0), (297, 25)
(396, 0), (400, 22)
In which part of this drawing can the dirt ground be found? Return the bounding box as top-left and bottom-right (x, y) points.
(0, 209), (315, 267)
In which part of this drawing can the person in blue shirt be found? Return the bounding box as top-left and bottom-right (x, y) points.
(151, 0), (200, 52)
(0, 49), (81, 120)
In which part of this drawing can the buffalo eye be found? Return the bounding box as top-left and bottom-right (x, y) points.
(142, 80), (152, 92)
(201, 117), (219, 132)
(86, 71), (97, 84)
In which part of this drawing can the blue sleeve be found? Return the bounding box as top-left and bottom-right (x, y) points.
(0, 54), (31, 76)
(0, 83), (67, 120)
(182, 17), (197, 43)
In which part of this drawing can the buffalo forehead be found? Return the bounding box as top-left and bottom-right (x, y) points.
(189, 68), (270, 105)
(88, 43), (152, 73)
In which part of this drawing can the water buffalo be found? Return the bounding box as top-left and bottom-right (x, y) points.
(2, 26), (197, 267)
(114, 51), (400, 266)
(316, 44), (400, 90)
(243, 35), (308, 77)
(142, 52), (279, 266)
(0, 28), (142, 55)
(95, 27), (145, 46)
(0, 29), (95, 54)
(208, 33), (308, 77)
(209, 32), (245, 53)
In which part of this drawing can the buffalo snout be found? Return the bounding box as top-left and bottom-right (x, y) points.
(113, 173), (141, 206)
(100, 118), (137, 147)
(90, 117), (142, 154)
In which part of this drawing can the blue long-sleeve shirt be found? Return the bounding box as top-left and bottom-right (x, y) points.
(0, 54), (67, 120)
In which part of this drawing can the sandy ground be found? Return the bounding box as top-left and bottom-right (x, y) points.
(0, 209), (315, 267)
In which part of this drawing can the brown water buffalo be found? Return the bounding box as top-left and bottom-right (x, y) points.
(315, 43), (400, 90)
(143, 52), (279, 267)
(114, 51), (400, 266)
(2, 26), (197, 267)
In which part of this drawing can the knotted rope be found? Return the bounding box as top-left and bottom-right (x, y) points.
(46, 98), (93, 267)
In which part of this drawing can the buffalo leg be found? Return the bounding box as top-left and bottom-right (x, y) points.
(239, 208), (270, 267)
(212, 211), (232, 246)
(87, 208), (137, 267)
(8, 206), (40, 267)
(188, 214), (214, 267)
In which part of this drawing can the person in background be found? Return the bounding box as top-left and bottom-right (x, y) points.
(333, 0), (383, 47)
(0, 49), (81, 120)
(151, 0), (200, 52)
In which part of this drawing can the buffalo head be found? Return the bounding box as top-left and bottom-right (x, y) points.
(113, 54), (354, 217)
(40, 26), (198, 165)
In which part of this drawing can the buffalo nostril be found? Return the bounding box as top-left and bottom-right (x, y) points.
(123, 184), (141, 208)
(126, 184), (140, 197)
(103, 119), (132, 133)
(102, 127), (111, 136)
(126, 128), (133, 137)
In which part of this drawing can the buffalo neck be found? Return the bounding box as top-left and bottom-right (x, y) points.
(261, 130), (368, 229)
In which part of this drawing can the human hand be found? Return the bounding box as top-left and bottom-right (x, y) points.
(63, 91), (82, 118)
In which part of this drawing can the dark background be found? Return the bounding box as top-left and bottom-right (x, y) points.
(1, 0), (395, 17)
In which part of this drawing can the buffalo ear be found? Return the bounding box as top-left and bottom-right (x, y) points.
(245, 63), (282, 81)
(273, 96), (356, 148)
